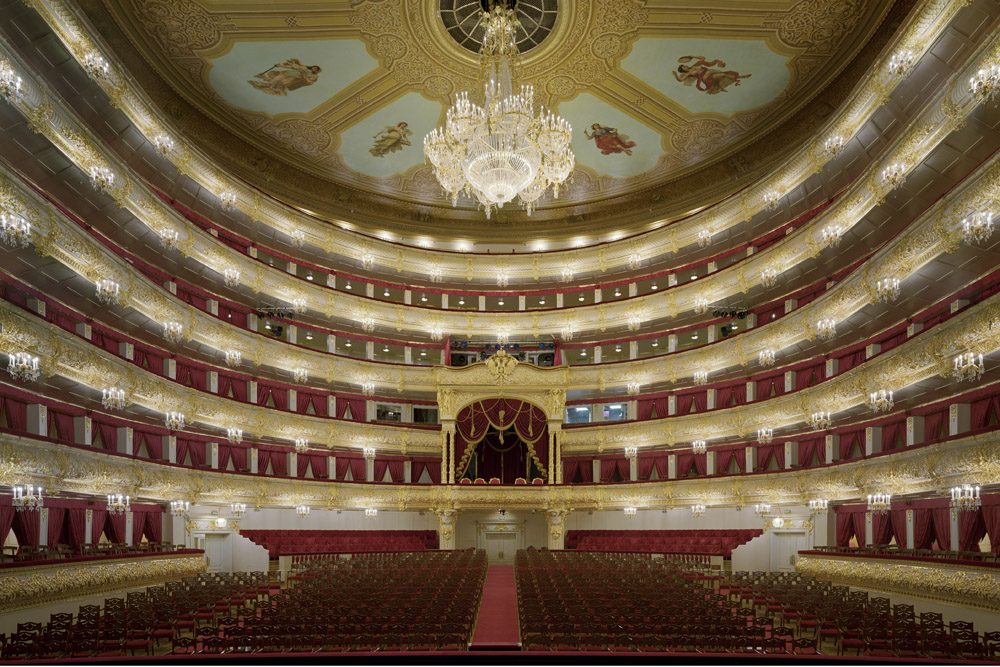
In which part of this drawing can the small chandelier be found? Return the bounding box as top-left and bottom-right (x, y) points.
(756, 428), (773, 445)
(226, 427), (243, 444)
(808, 498), (829, 513)
(163, 320), (183, 343)
(107, 493), (130, 515)
(692, 440), (707, 455)
(496, 331), (510, 345)
(693, 298), (709, 315)
(823, 135), (845, 156)
(696, 229), (711, 248)
(12, 485), (43, 512)
(88, 165), (116, 193)
(291, 298), (307, 314)
(627, 253), (642, 270)
(429, 266), (444, 283)
(867, 492), (891, 515)
(560, 266), (574, 282)
(361, 381), (376, 396)
(170, 500), (190, 517)
(758, 349), (775, 367)
(364, 508), (378, 519)
(0, 61), (23, 100)
(219, 191), (238, 212)
(223, 268), (240, 288)
(152, 134), (174, 156)
(867, 389), (894, 414)
(691, 504), (706, 518)
(230, 502), (247, 518)
(753, 503), (771, 518)
(295, 505), (310, 518)
(424, 1), (573, 218)
(363, 447), (377, 460)
(808, 411), (832, 430)
(627, 315), (641, 332)
(290, 229), (306, 248)
(881, 163), (907, 188)
(887, 50), (915, 77)
(95, 278), (121, 305)
(816, 318), (837, 341)
(430, 325), (445, 342)
(623, 506), (637, 518)
(950, 484), (981, 512)
(294, 438), (309, 454)
(101, 387), (127, 411)
(693, 370), (708, 386)
(0, 213), (31, 248)
(626, 381), (640, 396)
(360, 316), (376, 333)
(496, 271), (509, 288)
(821, 224), (842, 248)
(624, 446), (638, 459)
(953, 352), (984, 382)
(762, 190), (781, 211)
(361, 252), (375, 270)
(961, 211), (993, 245)
(224, 349), (242, 368)
(293, 367), (309, 383)
(760, 267), (778, 289)
(875, 277), (900, 303)
(559, 324), (574, 342)
(8, 352), (40, 382)
(82, 51), (110, 78)
(158, 228), (180, 249)
(969, 63), (999, 105)
(165, 411), (185, 431)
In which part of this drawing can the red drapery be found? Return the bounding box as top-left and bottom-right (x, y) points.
(104, 512), (126, 544)
(637, 397), (668, 420)
(871, 512), (893, 545)
(599, 457), (629, 483)
(388, 459), (405, 483)
(931, 507), (952, 550)
(337, 397), (366, 421)
(373, 458), (389, 482)
(12, 510), (41, 546)
(65, 508), (86, 548)
(912, 507), (935, 549)
(836, 511), (855, 547)
(890, 509), (908, 548)
(1, 396), (28, 431)
(982, 498), (1000, 554)
(218, 374), (248, 402)
(143, 511), (163, 543)
(131, 509), (147, 544)
(296, 392), (327, 416)
(959, 510), (987, 552)
(257, 383), (288, 410)
(454, 399), (548, 480)
(47, 506), (66, 546)
(90, 509), (107, 544)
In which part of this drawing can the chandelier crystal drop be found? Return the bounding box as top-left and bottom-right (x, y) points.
(753, 503), (771, 518)
(363, 447), (377, 461)
(808, 498), (829, 513)
(693, 298), (709, 316)
(693, 370), (708, 386)
(627, 315), (641, 332)
(559, 324), (574, 342)
(83, 51), (110, 78)
(623, 506), (637, 518)
(496, 271), (509, 288)
(424, 1), (573, 218)
(361, 381), (376, 397)
(226, 427), (243, 444)
(691, 504), (706, 518)
(0, 61), (23, 101)
(758, 349), (776, 367)
(867, 492), (891, 515)
(559, 267), (574, 283)
(0, 213), (31, 248)
(293, 367), (309, 384)
(230, 502), (247, 519)
(821, 224), (843, 248)
(291, 298), (307, 314)
(887, 50), (915, 77)
(969, 63), (999, 105)
(163, 320), (183, 343)
(823, 135), (845, 156)
(101, 387), (127, 411)
(496, 330), (510, 345)
(294, 438), (309, 454)
(627, 253), (642, 270)
(219, 191), (238, 212)
(88, 165), (115, 193)
(760, 267), (778, 289)
(756, 428), (773, 445)
(165, 411), (185, 431)
(223, 267), (240, 288)
(95, 278), (121, 305)
(961, 211), (994, 245)
(158, 228), (180, 249)
(876, 277), (900, 303)
(106, 493), (130, 515)
(290, 229), (306, 248)
(361, 252), (375, 270)
(623, 446), (638, 459)
(626, 381), (640, 396)
(816, 318), (837, 341)
(808, 411), (832, 430)
(8, 352), (40, 382)
(12, 485), (43, 512)
(953, 352), (984, 382)
(692, 440), (707, 455)
(360, 316), (376, 333)
(762, 190), (781, 211)
(224, 349), (242, 368)
(152, 134), (174, 156)
(950, 484), (981, 512)
(364, 508), (378, 519)
(867, 389), (894, 414)
(696, 229), (712, 248)
(881, 162), (907, 188)
(170, 500), (190, 517)
(296, 505), (311, 518)
(429, 325), (445, 342)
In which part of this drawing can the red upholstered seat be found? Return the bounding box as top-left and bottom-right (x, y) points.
(459, 478), (472, 485)
(473, 478), (487, 485)
(488, 477), (501, 485)
(531, 477), (544, 485)
(514, 477), (527, 485)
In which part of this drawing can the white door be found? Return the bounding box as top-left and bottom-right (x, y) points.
(769, 532), (808, 571)
(203, 533), (232, 572)
(484, 532), (517, 563)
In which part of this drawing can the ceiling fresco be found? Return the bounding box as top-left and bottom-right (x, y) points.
(91, 0), (897, 231)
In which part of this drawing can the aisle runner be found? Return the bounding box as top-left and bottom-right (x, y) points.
(471, 564), (520, 650)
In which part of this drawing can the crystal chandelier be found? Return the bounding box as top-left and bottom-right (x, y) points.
(953, 352), (984, 382)
(887, 50), (915, 77)
(290, 229), (306, 248)
(696, 229), (711, 248)
(559, 324), (574, 342)
(102, 387), (126, 411)
(158, 228), (179, 249)
(881, 163), (907, 188)
(627, 315), (641, 332)
(361, 252), (375, 270)
(753, 503), (771, 518)
(8, 352), (40, 382)
(226, 427), (243, 444)
(219, 191), (238, 212)
(758, 349), (775, 367)
(495, 271), (509, 287)
(294, 438), (309, 454)
(83, 52), (110, 79)
(223, 268), (240, 288)
(429, 266), (444, 283)
(808, 498), (829, 513)
(623, 506), (637, 518)
(163, 320), (183, 343)
(692, 440), (707, 455)
(760, 267), (778, 288)
(693, 298), (709, 315)
(961, 211), (993, 245)
(12, 484), (43, 512)
(627, 253), (642, 270)
(626, 381), (640, 396)
(107, 493), (130, 515)
(875, 277), (900, 303)
(363, 447), (377, 461)
(624, 446), (638, 459)
(821, 224), (842, 248)
(360, 316), (376, 333)
(762, 190), (781, 211)
(756, 428), (773, 445)
(867, 389), (894, 414)
(969, 63), (999, 105)
(88, 165), (115, 193)
(950, 484), (981, 512)
(808, 411), (832, 430)
(693, 370), (708, 386)
(293, 367), (309, 383)
(816, 318), (837, 341)
(823, 135), (845, 156)
(690, 504), (706, 518)
(224, 349), (242, 368)
(867, 492), (891, 515)
(152, 134), (174, 156)
(0, 213), (31, 248)
(424, 1), (573, 218)
(295, 505), (310, 518)
(0, 61), (23, 101)
(560, 267), (574, 282)
(170, 500), (190, 517)
(95, 278), (121, 305)
(430, 325), (445, 342)
(365, 508), (378, 519)
(165, 411), (185, 431)
(496, 330), (510, 345)
(361, 381), (376, 397)
(230, 502), (247, 519)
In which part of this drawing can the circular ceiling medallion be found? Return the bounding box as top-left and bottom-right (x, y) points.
(440, 0), (558, 55)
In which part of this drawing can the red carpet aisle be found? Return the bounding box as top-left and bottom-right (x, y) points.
(471, 564), (521, 650)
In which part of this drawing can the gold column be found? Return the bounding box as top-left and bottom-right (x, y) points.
(554, 431), (562, 484)
(448, 430), (456, 484)
(547, 431), (555, 484)
(440, 429), (448, 485)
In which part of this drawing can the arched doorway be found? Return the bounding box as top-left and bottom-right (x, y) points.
(453, 399), (548, 484)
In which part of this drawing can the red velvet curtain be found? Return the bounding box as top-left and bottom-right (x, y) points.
(923, 409), (947, 442)
(176, 362), (206, 391)
(296, 392), (327, 416)
(1, 396), (28, 431)
(218, 374), (248, 402)
(851, 511), (867, 547)
(798, 439), (819, 468)
(563, 458), (581, 483)
(47, 506), (66, 546)
(137, 431), (163, 460)
(104, 513), (126, 544)
(90, 509), (107, 544)
(959, 510), (987, 552)
(756, 445), (774, 471)
(890, 509), (908, 548)
(755, 376), (783, 400)
(637, 397), (668, 420)
(931, 507), (952, 550)
(839, 431), (863, 460)
(388, 459), (404, 483)
(882, 421), (904, 451)
(95, 421), (117, 451)
(971, 395), (1000, 430)
(231, 446), (248, 471)
(143, 512), (162, 543)
(676, 453), (695, 478)
(796, 364), (823, 390)
(65, 508), (86, 548)
(338, 397), (366, 421)
(912, 508), (935, 549)
(373, 458), (389, 482)
(131, 509), (147, 544)
(12, 510), (41, 546)
(311, 454), (329, 479)
(982, 501), (1000, 554)
(836, 511), (855, 547)
(693, 453), (707, 476)
(349, 457), (366, 482)
(637, 455), (656, 481)
(871, 512), (893, 545)
(50, 410), (75, 443)
(257, 383), (288, 410)
(454, 399), (548, 479)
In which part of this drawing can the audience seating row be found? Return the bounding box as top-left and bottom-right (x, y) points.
(239, 530), (438, 558)
(566, 529), (762, 557)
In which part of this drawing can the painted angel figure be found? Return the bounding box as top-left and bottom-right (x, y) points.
(673, 55), (750, 95)
(370, 122), (412, 157)
(248, 58), (322, 96)
(584, 123), (636, 156)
